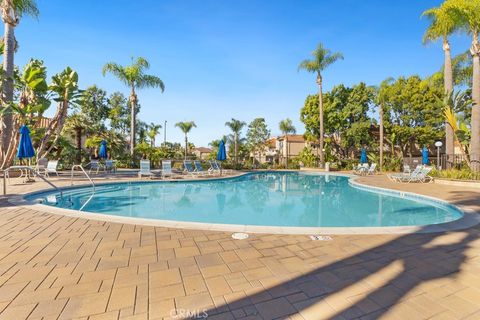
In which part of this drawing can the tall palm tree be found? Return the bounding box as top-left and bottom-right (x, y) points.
(422, 2), (460, 160)
(102, 57), (164, 156)
(147, 122), (162, 147)
(298, 43), (343, 168)
(175, 121), (196, 160)
(225, 118), (246, 167)
(279, 118), (296, 168)
(376, 77), (394, 172)
(0, 0), (39, 167)
(449, 0), (480, 170)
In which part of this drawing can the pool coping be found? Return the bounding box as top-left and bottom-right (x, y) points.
(8, 171), (480, 235)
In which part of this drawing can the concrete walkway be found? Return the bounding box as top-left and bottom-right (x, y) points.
(0, 174), (479, 319)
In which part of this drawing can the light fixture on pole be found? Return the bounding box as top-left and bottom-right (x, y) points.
(435, 141), (443, 169)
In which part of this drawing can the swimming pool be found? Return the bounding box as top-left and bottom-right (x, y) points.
(26, 172), (463, 228)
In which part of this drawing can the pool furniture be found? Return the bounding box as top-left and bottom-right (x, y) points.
(35, 158), (48, 176)
(184, 161), (206, 177)
(208, 160), (220, 174)
(44, 160), (59, 177)
(388, 166), (432, 183)
(161, 160), (176, 178)
(211, 160), (232, 174)
(194, 160), (212, 175)
(403, 164), (411, 174)
(353, 163), (369, 175)
(88, 160), (102, 174)
(388, 165), (422, 182)
(367, 163), (377, 175)
(139, 160), (155, 179)
(105, 160), (116, 173)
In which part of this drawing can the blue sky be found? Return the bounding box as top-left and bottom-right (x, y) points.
(10, 0), (472, 147)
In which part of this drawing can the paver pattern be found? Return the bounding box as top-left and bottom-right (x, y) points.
(0, 174), (479, 319)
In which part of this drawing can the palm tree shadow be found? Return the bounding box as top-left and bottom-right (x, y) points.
(196, 224), (478, 319)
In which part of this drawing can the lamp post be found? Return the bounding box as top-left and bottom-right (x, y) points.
(435, 141), (443, 169)
(164, 120), (167, 147)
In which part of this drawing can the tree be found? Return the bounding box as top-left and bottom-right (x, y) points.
(225, 118), (246, 167)
(102, 57), (164, 156)
(381, 76), (444, 158)
(246, 118), (270, 164)
(422, 1), (461, 159)
(147, 122), (162, 147)
(300, 82), (374, 159)
(298, 43), (343, 168)
(63, 113), (91, 164)
(279, 118), (296, 168)
(175, 121), (196, 160)
(37, 67), (81, 158)
(107, 92), (129, 134)
(77, 85), (109, 126)
(448, 0), (480, 170)
(0, 0), (39, 168)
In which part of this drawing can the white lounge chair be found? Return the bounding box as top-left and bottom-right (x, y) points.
(406, 167), (433, 183)
(45, 160), (59, 177)
(35, 157), (48, 176)
(212, 160), (232, 174)
(105, 160), (116, 173)
(88, 160), (101, 174)
(194, 160), (212, 176)
(353, 163), (369, 175)
(367, 163), (377, 175)
(161, 160), (175, 178)
(184, 161), (206, 177)
(208, 160), (220, 174)
(139, 160), (155, 179)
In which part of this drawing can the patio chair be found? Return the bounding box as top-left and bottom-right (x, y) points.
(35, 157), (48, 176)
(208, 160), (220, 174)
(184, 161), (205, 177)
(403, 164), (411, 174)
(45, 160), (59, 177)
(105, 160), (116, 173)
(212, 160), (232, 174)
(161, 160), (177, 178)
(387, 165), (422, 182)
(405, 167), (433, 183)
(367, 163), (377, 175)
(139, 160), (155, 179)
(88, 160), (101, 174)
(194, 160), (212, 176)
(353, 163), (369, 175)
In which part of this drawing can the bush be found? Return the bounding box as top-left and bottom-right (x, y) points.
(430, 168), (480, 181)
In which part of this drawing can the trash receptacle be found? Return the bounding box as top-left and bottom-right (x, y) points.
(325, 162), (330, 172)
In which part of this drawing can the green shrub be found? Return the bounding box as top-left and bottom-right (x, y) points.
(430, 168), (480, 181)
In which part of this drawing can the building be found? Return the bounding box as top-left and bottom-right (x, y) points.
(254, 134), (314, 164)
(194, 147), (212, 160)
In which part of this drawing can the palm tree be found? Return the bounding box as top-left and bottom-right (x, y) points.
(279, 119), (296, 168)
(449, 0), (480, 170)
(175, 121), (196, 160)
(376, 77), (394, 172)
(0, 0), (39, 167)
(63, 113), (91, 164)
(422, 2), (460, 160)
(225, 118), (246, 167)
(298, 43), (343, 168)
(102, 57), (164, 156)
(147, 122), (162, 147)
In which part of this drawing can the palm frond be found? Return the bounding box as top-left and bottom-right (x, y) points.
(12, 0), (39, 18)
(137, 74), (165, 92)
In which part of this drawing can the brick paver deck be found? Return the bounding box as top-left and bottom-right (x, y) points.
(0, 174), (479, 319)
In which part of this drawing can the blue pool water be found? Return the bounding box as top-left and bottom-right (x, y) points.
(27, 172), (463, 227)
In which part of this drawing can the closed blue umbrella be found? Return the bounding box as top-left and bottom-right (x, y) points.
(360, 148), (368, 164)
(17, 125), (35, 159)
(99, 140), (108, 159)
(217, 140), (226, 161)
(217, 140), (227, 175)
(422, 147), (429, 165)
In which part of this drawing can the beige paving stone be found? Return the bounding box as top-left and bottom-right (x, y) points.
(184, 274), (208, 295)
(205, 276), (232, 296)
(0, 303), (36, 320)
(59, 291), (110, 319)
(107, 285), (137, 311)
(150, 268), (181, 287)
(88, 310), (120, 320)
(174, 246), (200, 258)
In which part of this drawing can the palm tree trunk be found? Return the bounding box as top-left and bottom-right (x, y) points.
(443, 39), (454, 167)
(129, 88), (137, 157)
(234, 132), (238, 168)
(470, 32), (480, 171)
(184, 134), (188, 160)
(0, 22), (15, 169)
(379, 103), (384, 171)
(76, 127), (82, 164)
(317, 75), (325, 168)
